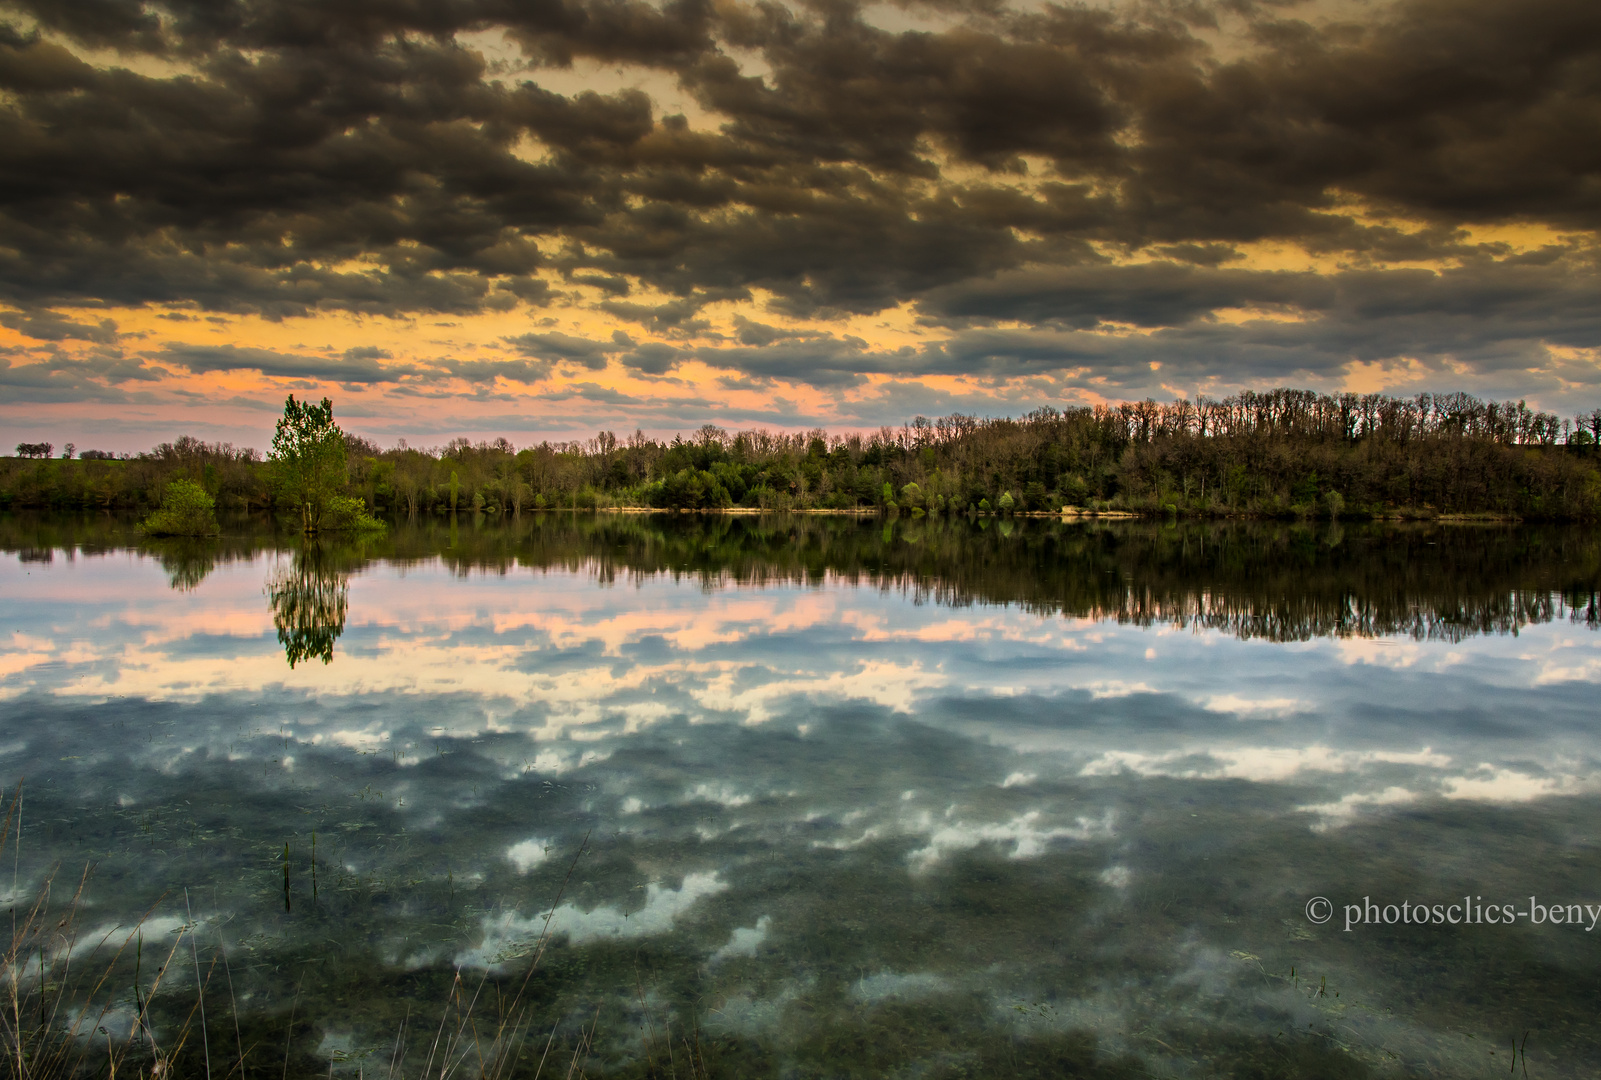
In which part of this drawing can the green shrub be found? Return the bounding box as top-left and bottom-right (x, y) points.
(140, 479), (220, 536)
(321, 495), (386, 532)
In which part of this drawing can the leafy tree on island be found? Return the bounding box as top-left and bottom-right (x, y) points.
(269, 395), (383, 533)
(270, 396), (346, 533)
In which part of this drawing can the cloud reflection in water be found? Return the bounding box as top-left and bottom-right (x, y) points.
(2, 516), (1601, 1075)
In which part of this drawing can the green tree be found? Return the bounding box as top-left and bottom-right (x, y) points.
(270, 396), (347, 533)
(140, 479), (220, 536)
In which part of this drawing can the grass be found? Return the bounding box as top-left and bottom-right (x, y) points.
(0, 782), (205, 1079)
(0, 783), (606, 1080)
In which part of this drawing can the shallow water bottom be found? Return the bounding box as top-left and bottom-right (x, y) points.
(2, 514), (1599, 1077)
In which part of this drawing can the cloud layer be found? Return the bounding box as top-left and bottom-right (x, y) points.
(1, 0), (1599, 443)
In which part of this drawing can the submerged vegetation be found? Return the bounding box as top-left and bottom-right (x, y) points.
(7, 389), (1601, 520)
(0, 743), (1587, 1079)
(0, 746), (1591, 1078)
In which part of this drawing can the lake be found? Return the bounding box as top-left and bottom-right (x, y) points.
(3, 512), (1600, 1078)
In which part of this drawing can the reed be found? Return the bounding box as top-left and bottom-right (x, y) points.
(0, 783), (201, 1079)
(0, 807), (610, 1080)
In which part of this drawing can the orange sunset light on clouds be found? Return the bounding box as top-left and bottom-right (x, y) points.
(1, 0), (1599, 450)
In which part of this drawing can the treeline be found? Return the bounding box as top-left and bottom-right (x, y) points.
(2, 436), (267, 511)
(5, 512), (1599, 644)
(8, 388), (1601, 520)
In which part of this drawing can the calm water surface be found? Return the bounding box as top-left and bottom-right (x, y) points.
(3, 513), (1600, 1078)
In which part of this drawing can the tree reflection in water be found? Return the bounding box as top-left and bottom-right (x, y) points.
(150, 538), (216, 592)
(266, 542), (348, 666)
(5, 511), (1599, 647)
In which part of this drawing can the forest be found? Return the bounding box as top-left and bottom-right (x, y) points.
(7, 388), (1601, 521)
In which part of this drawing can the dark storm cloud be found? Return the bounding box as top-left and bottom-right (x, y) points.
(691, 337), (887, 389)
(918, 263), (1331, 330)
(667, 255), (1601, 394)
(156, 342), (417, 383)
(731, 317), (809, 347)
(917, 257), (1601, 344)
(0, 0), (1598, 390)
(597, 298), (710, 332)
(0, 348), (157, 401)
(5, 0), (716, 65)
(540, 381), (643, 405)
(617, 342), (682, 375)
(432, 356), (554, 385)
(503, 330), (614, 367)
(693, 0), (1153, 177)
(0, 309), (119, 343)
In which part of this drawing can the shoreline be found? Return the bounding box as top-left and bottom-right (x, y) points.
(0, 505), (1534, 526)
(571, 506), (1525, 523)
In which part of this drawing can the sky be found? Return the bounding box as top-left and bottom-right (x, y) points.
(1, 0), (1599, 451)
